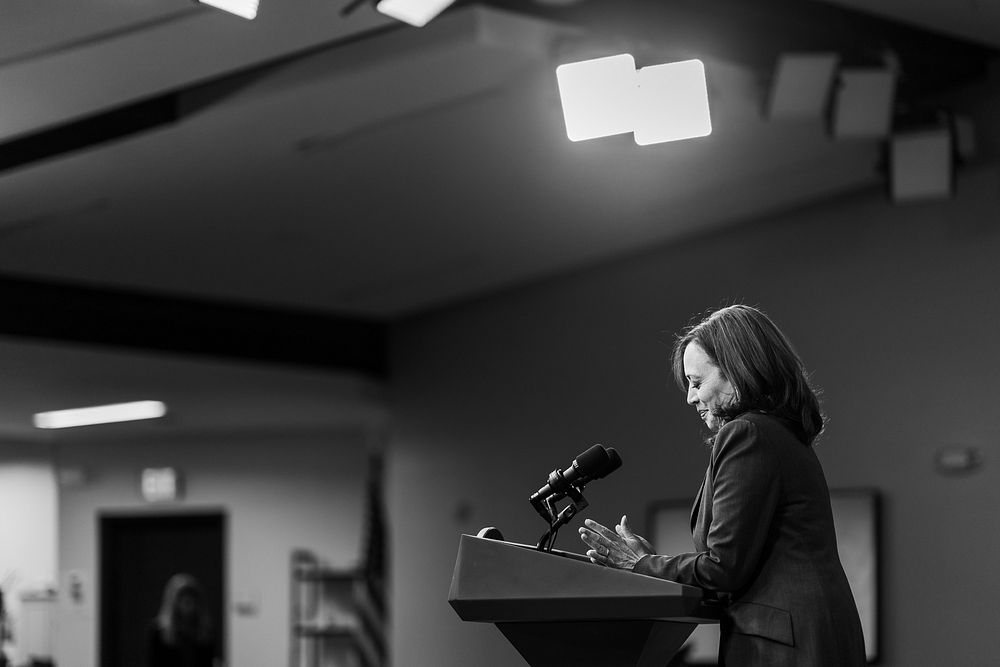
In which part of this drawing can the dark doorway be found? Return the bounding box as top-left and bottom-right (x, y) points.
(99, 512), (226, 667)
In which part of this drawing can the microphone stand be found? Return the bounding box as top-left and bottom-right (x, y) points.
(535, 484), (589, 552)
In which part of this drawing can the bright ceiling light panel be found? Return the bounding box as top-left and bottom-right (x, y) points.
(556, 54), (638, 142)
(633, 59), (712, 145)
(196, 0), (260, 20)
(33, 400), (167, 429)
(556, 55), (711, 145)
(376, 0), (456, 27)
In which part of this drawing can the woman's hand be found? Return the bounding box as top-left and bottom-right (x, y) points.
(578, 515), (654, 570)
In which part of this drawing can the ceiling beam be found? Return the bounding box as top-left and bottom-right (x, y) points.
(0, 21), (403, 174)
(0, 274), (388, 378)
(0, 92), (182, 175)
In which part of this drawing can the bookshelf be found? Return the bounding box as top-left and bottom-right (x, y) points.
(290, 550), (386, 667)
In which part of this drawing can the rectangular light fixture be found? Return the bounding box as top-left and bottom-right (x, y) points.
(767, 52), (840, 120)
(890, 127), (954, 202)
(376, 0), (456, 27)
(33, 400), (167, 429)
(556, 54), (638, 142)
(196, 0), (260, 20)
(633, 59), (712, 145)
(831, 68), (896, 139)
(556, 54), (712, 145)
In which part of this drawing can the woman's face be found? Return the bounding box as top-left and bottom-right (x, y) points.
(682, 342), (736, 431)
(176, 590), (198, 618)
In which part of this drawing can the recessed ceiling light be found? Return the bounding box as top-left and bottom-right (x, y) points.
(33, 401), (168, 429)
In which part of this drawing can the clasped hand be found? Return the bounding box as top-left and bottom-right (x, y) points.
(578, 514), (654, 570)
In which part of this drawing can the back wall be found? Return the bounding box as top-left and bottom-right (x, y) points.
(389, 159), (1000, 666)
(53, 428), (373, 667)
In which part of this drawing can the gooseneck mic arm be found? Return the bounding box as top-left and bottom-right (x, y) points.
(530, 468), (569, 522)
(530, 444), (612, 520)
(530, 445), (623, 552)
(535, 484), (588, 552)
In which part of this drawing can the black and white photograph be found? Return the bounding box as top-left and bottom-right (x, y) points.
(0, 1), (997, 666)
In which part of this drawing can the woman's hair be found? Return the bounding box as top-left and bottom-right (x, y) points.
(155, 573), (213, 645)
(671, 304), (824, 444)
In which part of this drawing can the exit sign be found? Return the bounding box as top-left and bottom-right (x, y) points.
(141, 467), (181, 502)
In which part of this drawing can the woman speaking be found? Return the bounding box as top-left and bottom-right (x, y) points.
(579, 305), (866, 666)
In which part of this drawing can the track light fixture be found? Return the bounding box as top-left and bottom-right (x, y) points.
(831, 67), (896, 139)
(375, 0), (457, 27)
(888, 109), (959, 203)
(766, 52), (840, 121)
(195, 0), (259, 20)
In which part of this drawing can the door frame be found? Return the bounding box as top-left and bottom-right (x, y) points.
(98, 508), (228, 667)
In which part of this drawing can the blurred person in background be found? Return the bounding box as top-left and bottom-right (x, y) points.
(147, 573), (218, 667)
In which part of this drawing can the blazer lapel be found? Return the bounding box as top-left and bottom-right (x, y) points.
(690, 471), (707, 532)
(690, 464), (714, 551)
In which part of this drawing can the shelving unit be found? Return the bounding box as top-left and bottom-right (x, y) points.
(290, 550), (386, 667)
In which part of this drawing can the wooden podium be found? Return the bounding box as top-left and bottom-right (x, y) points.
(449, 534), (721, 667)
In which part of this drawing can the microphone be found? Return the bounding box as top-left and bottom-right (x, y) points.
(601, 447), (623, 478)
(529, 445), (622, 507)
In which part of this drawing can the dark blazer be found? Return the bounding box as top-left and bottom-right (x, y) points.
(634, 412), (866, 667)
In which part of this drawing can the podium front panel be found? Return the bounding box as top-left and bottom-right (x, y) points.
(449, 535), (719, 623)
(497, 619), (697, 667)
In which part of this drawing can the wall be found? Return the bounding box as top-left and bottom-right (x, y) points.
(0, 446), (58, 666)
(52, 428), (374, 667)
(389, 158), (1000, 666)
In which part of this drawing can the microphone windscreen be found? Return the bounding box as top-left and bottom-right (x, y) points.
(574, 444), (610, 476)
(597, 447), (623, 478)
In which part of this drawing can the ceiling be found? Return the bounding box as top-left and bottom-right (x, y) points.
(0, 0), (996, 441)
